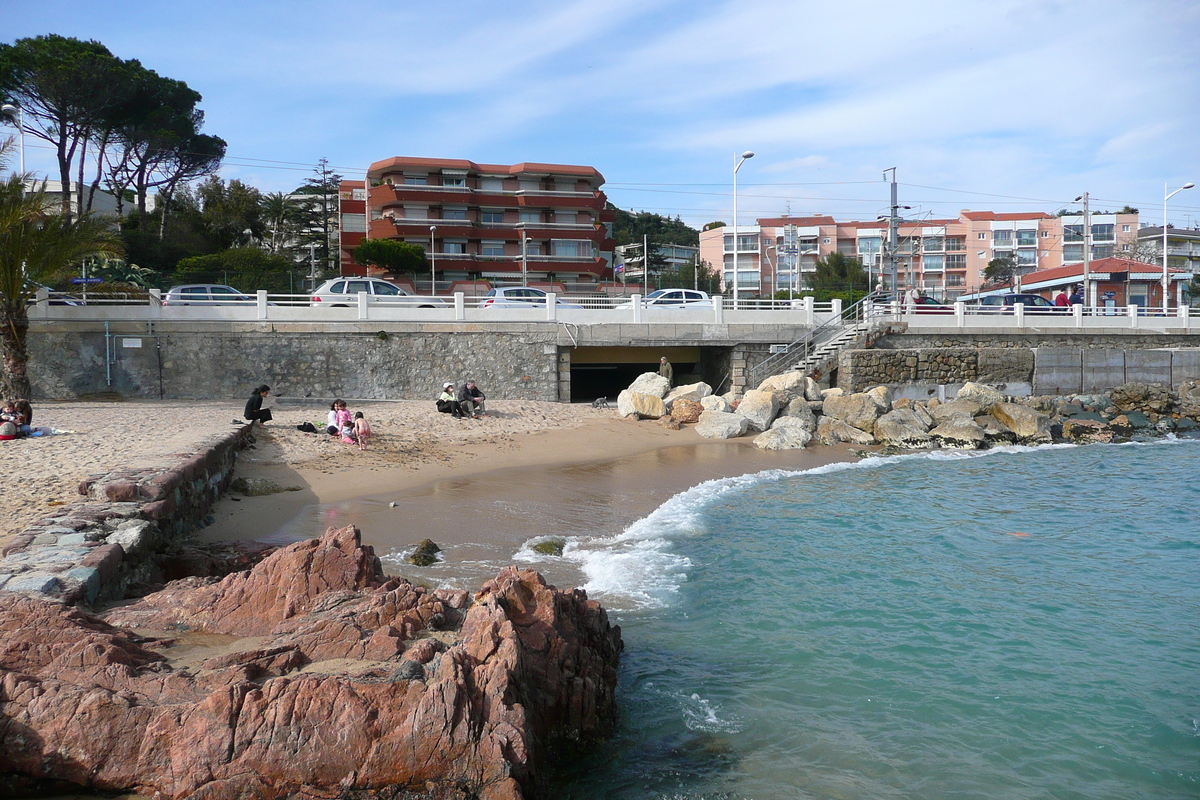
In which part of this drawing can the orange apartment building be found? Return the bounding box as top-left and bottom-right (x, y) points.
(698, 209), (1141, 301)
(338, 157), (616, 290)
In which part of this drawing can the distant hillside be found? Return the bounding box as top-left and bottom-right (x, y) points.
(608, 205), (699, 247)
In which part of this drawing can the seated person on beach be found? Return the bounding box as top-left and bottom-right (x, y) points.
(326, 401), (342, 435)
(353, 411), (372, 451)
(244, 385), (272, 426)
(457, 380), (486, 418)
(334, 400), (353, 436)
(1, 400), (24, 434)
(15, 399), (31, 435)
(437, 382), (467, 418)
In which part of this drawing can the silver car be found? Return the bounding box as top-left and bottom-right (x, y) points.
(311, 278), (448, 308)
(163, 284), (254, 305)
(479, 287), (582, 308)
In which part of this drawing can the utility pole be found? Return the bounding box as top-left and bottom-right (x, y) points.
(643, 234), (649, 295)
(884, 168), (900, 294)
(1081, 192), (1091, 308)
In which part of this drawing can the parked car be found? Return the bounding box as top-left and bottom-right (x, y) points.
(615, 288), (713, 309)
(163, 284), (255, 305)
(479, 287), (582, 308)
(310, 278), (448, 308)
(975, 293), (1063, 313)
(908, 295), (953, 313)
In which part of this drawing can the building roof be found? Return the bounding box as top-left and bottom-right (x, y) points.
(756, 215), (836, 227)
(368, 156), (604, 183)
(1019, 257), (1188, 289)
(959, 210), (1054, 222)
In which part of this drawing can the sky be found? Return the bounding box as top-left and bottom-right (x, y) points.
(6, 0), (1200, 228)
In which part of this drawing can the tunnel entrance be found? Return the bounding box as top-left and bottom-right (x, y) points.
(569, 346), (709, 402)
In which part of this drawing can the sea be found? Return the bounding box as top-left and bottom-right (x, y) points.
(510, 438), (1200, 799)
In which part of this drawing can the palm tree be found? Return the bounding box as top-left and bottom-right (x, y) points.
(0, 149), (123, 396)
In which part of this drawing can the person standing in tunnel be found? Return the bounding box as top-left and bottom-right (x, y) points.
(658, 356), (673, 387)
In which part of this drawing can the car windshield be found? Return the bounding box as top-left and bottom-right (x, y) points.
(644, 290), (669, 299)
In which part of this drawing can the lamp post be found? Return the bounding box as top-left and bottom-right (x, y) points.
(1074, 192), (1091, 309)
(521, 235), (530, 287)
(732, 150), (754, 309)
(429, 225), (437, 295)
(1, 103), (24, 175)
(1163, 182), (1195, 314)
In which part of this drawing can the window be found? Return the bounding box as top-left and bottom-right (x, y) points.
(443, 241), (465, 254)
(555, 210), (577, 224)
(1093, 244), (1114, 259)
(481, 241), (505, 257)
(924, 254), (944, 270)
(946, 237), (965, 251)
(978, 232), (988, 239)
(345, 281), (371, 295)
(553, 240), (585, 257)
(736, 234), (758, 251)
(341, 213), (366, 233)
(481, 208), (504, 224)
(480, 177), (504, 192)
(947, 274), (965, 287)
(403, 205), (428, 220)
(723, 234), (734, 253)
(1062, 244), (1084, 262)
(519, 211), (541, 225)
(1041, 230), (1049, 238)
(351, 188), (366, 201)
(523, 241), (541, 256)
(1016, 230), (1036, 246)
(923, 236), (944, 252)
(441, 174), (466, 188)
(442, 207), (467, 220)
(1063, 225), (1083, 243)
(823, 237), (831, 244)
(403, 174), (427, 185)
(518, 179), (540, 192)
(993, 230), (1013, 245)
(1122, 224), (1131, 232)
(1041, 250), (1050, 257)
(858, 236), (882, 253)
(946, 254), (966, 268)
(1091, 223), (1114, 242)
(372, 282), (400, 296)
(1016, 250), (1037, 266)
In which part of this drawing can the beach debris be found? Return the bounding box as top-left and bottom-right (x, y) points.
(407, 538), (441, 566)
(531, 538), (566, 557)
(388, 501), (398, 507)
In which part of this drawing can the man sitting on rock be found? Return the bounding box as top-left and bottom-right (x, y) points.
(457, 380), (486, 419)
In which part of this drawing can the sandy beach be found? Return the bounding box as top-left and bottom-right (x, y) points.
(3, 397), (859, 591)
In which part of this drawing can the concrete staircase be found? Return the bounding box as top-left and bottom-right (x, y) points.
(791, 319), (872, 377)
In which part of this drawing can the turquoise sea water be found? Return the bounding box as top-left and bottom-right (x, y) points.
(550, 440), (1200, 799)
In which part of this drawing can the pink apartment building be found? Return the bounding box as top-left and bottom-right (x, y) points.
(698, 210), (1141, 300)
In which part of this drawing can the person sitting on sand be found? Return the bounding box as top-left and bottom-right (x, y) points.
(334, 400), (353, 436)
(244, 385), (272, 426)
(326, 401), (341, 436)
(353, 411), (372, 451)
(0, 400), (22, 429)
(437, 382), (466, 418)
(14, 399), (32, 436)
(457, 380), (486, 418)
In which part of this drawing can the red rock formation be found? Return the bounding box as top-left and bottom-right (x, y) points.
(0, 525), (622, 800)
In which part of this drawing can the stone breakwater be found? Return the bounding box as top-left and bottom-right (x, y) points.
(0, 425), (254, 605)
(0, 525), (623, 800)
(617, 372), (1200, 450)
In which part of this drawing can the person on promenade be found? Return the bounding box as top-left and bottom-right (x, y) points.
(437, 382), (467, 418)
(244, 385), (272, 426)
(658, 356), (673, 387)
(1069, 285), (1084, 305)
(457, 380), (486, 419)
(904, 284), (920, 312)
(353, 411), (372, 451)
(1054, 289), (1070, 307)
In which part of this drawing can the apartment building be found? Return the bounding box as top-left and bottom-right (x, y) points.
(613, 242), (699, 284)
(698, 209), (1142, 300)
(1136, 225), (1200, 276)
(339, 157), (616, 288)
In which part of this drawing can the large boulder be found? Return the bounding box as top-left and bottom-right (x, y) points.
(627, 372), (670, 398)
(617, 390), (665, 419)
(757, 372), (820, 401)
(955, 382), (1005, 410)
(874, 409), (934, 449)
(816, 416), (876, 446)
(1062, 418), (1115, 444)
(865, 385), (894, 411)
(1, 526), (623, 800)
(700, 395), (732, 413)
(929, 418), (988, 449)
(754, 417), (813, 450)
(735, 389), (783, 432)
(929, 398), (983, 423)
(823, 392), (887, 434)
(989, 402), (1053, 444)
(781, 397), (818, 433)
(670, 398), (704, 424)
(695, 410), (750, 439)
(664, 382), (713, 408)
(975, 415), (1017, 444)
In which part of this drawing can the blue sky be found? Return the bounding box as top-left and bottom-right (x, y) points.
(7, 0), (1200, 227)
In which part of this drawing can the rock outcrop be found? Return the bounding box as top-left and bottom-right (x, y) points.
(754, 417), (814, 450)
(0, 525), (622, 800)
(734, 389), (782, 432)
(664, 382), (712, 408)
(617, 390), (666, 420)
(627, 372), (670, 398)
(874, 408), (934, 449)
(696, 410), (750, 439)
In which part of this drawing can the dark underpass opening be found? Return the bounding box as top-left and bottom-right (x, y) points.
(569, 346), (722, 403)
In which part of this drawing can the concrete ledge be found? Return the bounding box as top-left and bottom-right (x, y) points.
(0, 424), (256, 606)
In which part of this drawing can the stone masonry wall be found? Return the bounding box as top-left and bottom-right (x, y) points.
(0, 426), (253, 605)
(29, 327), (564, 401)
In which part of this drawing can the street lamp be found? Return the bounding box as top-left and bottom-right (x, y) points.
(1163, 182), (1195, 314)
(1074, 193), (1091, 309)
(732, 150), (754, 309)
(429, 225), (437, 295)
(521, 235), (530, 287)
(1, 103), (23, 175)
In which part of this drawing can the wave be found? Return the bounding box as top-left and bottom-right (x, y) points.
(568, 437), (1198, 610)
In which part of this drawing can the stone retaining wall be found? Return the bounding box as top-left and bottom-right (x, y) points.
(0, 426), (253, 605)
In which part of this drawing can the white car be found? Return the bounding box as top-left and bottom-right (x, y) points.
(163, 284), (254, 305)
(479, 287), (583, 308)
(615, 288), (713, 309)
(311, 278), (448, 308)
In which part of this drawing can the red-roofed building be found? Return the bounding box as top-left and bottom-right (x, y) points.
(338, 157), (616, 291)
(1006, 257), (1189, 311)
